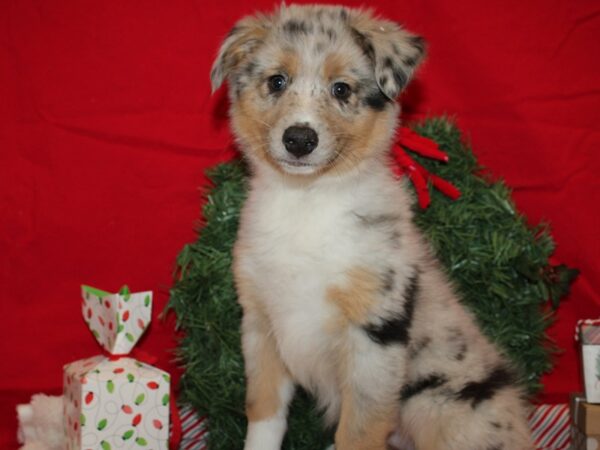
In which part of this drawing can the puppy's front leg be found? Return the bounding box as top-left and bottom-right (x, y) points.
(241, 307), (294, 450)
(335, 390), (396, 450)
(334, 385), (398, 450)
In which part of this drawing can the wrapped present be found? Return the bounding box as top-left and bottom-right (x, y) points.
(576, 319), (600, 403)
(571, 427), (600, 450)
(570, 393), (600, 450)
(528, 403), (570, 450)
(177, 405), (208, 450)
(63, 285), (170, 449)
(570, 393), (600, 434)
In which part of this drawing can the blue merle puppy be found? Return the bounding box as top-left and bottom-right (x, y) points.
(210, 4), (533, 450)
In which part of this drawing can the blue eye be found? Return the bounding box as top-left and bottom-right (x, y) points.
(332, 82), (351, 100)
(268, 75), (287, 93)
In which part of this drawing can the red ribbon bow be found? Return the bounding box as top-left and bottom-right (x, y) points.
(392, 127), (461, 209)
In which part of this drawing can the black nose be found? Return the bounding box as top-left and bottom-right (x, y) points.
(282, 126), (319, 158)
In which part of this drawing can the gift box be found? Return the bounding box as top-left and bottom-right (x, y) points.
(63, 285), (170, 449)
(576, 319), (600, 403)
(570, 393), (600, 434)
(177, 405), (208, 450)
(528, 403), (570, 450)
(570, 393), (600, 450)
(571, 427), (600, 450)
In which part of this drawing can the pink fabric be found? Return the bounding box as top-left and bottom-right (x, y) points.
(1, 0), (599, 447)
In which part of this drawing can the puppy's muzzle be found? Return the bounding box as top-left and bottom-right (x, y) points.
(283, 126), (319, 158)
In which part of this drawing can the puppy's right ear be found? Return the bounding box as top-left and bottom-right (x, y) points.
(210, 15), (269, 93)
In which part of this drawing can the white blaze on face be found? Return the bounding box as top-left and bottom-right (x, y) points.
(267, 46), (338, 175)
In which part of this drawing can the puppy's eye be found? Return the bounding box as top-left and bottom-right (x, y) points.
(268, 75), (287, 93)
(332, 82), (351, 100)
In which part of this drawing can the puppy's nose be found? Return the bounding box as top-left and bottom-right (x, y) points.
(282, 126), (319, 158)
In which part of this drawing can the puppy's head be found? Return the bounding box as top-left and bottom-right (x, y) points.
(211, 5), (425, 177)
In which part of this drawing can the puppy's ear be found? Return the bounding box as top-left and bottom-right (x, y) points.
(349, 10), (426, 99)
(210, 15), (269, 93)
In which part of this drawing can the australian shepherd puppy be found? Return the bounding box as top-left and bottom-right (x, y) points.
(210, 4), (533, 450)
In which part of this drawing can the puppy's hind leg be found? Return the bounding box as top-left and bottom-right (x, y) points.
(241, 306), (294, 450)
(400, 377), (533, 450)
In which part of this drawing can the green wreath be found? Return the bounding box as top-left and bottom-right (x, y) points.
(168, 118), (577, 449)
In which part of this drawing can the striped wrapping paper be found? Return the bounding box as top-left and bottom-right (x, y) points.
(177, 405), (208, 450)
(529, 404), (571, 450)
(575, 318), (600, 344)
(175, 403), (571, 450)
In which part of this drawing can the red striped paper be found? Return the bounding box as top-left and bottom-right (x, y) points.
(174, 403), (571, 449)
(529, 404), (571, 450)
(175, 405), (208, 450)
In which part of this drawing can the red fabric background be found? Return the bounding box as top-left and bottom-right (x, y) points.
(1, 0), (599, 447)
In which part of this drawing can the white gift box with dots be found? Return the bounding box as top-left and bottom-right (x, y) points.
(63, 286), (170, 449)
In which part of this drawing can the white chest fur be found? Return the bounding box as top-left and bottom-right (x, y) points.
(235, 164), (410, 402)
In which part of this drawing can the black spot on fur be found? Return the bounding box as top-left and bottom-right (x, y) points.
(408, 336), (431, 360)
(400, 373), (448, 402)
(402, 55), (417, 67)
(409, 35), (426, 54)
(230, 72), (248, 98)
(363, 270), (419, 345)
(490, 421), (502, 429)
(382, 268), (396, 292)
(392, 69), (408, 89)
(339, 8), (348, 21)
(457, 366), (515, 408)
(326, 29), (336, 41)
(242, 61), (257, 76)
(364, 90), (390, 111)
(379, 75), (388, 87)
(283, 20), (311, 35)
(454, 343), (467, 361)
(446, 327), (468, 361)
(350, 28), (375, 62)
(383, 57), (408, 89)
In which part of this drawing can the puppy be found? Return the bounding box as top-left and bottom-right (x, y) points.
(211, 4), (533, 450)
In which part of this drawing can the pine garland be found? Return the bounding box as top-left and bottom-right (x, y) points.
(168, 118), (577, 449)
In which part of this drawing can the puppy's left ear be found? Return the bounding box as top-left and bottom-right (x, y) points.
(210, 14), (270, 93)
(349, 10), (426, 100)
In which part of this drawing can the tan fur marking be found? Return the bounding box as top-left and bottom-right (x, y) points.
(335, 387), (397, 450)
(323, 105), (394, 175)
(232, 240), (258, 310)
(276, 49), (299, 78)
(245, 332), (289, 422)
(327, 267), (379, 324)
(231, 91), (277, 168)
(233, 264), (290, 423)
(323, 52), (349, 81)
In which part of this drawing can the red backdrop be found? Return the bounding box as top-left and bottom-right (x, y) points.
(1, 0), (599, 447)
